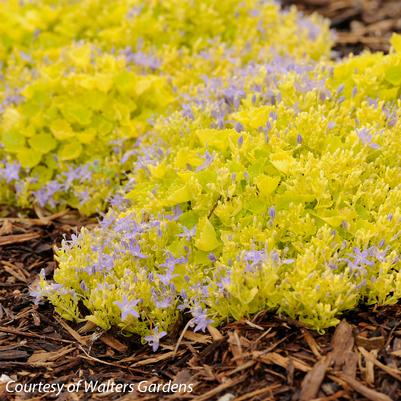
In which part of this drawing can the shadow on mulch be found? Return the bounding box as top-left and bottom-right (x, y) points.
(0, 208), (400, 401)
(284, 0), (401, 56)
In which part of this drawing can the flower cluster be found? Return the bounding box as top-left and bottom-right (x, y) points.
(0, 0), (331, 214)
(36, 27), (401, 350)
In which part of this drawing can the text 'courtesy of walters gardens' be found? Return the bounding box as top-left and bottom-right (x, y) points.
(5, 380), (194, 395)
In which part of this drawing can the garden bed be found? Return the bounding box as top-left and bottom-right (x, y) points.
(0, 209), (401, 400)
(1, 1), (401, 400)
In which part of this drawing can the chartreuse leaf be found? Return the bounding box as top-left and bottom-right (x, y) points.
(28, 133), (57, 153)
(165, 185), (192, 206)
(77, 128), (96, 144)
(254, 175), (280, 198)
(17, 147), (42, 168)
(61, 102), (92, 126)
(385, 65), (401, 86)
(195, 129), (236, 151)
(195, 217), (220, 252)
(67, 43), (92, 69)
(49, 119), (75, 140)
(57, 141), (82, 161)
(270, 151), (296, 175)
(390, 33), (401, 53)
(2, 108), (22, 130)
(1, 131), (25, 152)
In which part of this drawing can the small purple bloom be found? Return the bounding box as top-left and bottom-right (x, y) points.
(125, 240), (147, 259)
(243, 249), (267, 271)
(2, 161), (20, 183)
(177, 225), (196, 241)
(114, 295), (140, 321)
(235, 122), (244, 133)
(342, 247), (375, 272)
(269, 206), (276, 220)
(182, 104), (194, 119)
(208, 253), (217, 262)
(356, 128), (380, 149)
(269, 111), (278, 121)
(145, 327), (167, 352)
(155, 296), (173, 309)
(191, 307), (213, 332)
(196, 151), (213, 172)
(29, 284), (43, 305)
(336, 84), (345, 95)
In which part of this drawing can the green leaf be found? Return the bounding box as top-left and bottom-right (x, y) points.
(384, 65), (401, 86)
(195, 217), (220, 252)
(17, 147), (42, 168)
(58, 141), (83, 161)
(28, 133), (57, 154)
(60, 101), (92, 126)
(1, 131), (25, 153)
(49, 119), (75, 140)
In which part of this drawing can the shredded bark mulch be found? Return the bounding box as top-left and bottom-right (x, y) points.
(284, 0), (401, 55)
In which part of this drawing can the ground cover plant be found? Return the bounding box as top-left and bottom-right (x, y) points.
(0, 0), (331, 215)
(35, 32), (401, 352)
(1, 0), (398, 353)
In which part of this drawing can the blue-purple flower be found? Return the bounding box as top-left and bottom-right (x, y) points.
(114, 295), (141, 321)
(145, 327), (167, 352)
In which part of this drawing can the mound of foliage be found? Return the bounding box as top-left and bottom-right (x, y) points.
(0, 0), (331, 214)
(34, 25), (401, 350)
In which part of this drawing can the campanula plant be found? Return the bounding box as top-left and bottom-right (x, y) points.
(0, 0), (331, 214)
(35, 34), (401, 350)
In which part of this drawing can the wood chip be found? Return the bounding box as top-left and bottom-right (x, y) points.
(300, 355), (332, 401)
(302, 328), (321, 358)
(364, 349), (377, 385)
(183, 330), (212, 344)
(256, 351), (311, 373)
(191, 375), (246, 401)
(0, 349), (28, 361)
(232, 384), (281, 401)
(132, 350), (185, 367)
(342, 350), (358, 379)
(228, 331), (244, 366)
(331, 320), (354, 370)
(208, 325), (225, 341)
(356, 335), (386, 351)
(99, 333), (128, 353)
(28, 346), (75, 365)
(0, 232), (41, 246)
(359, 346), (401, 382)
(337, 374), (393, 401)
(55, 316), (90, 346)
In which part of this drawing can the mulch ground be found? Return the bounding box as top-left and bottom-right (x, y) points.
(1, 1), (401, 400)
(284, 0), (401, 55)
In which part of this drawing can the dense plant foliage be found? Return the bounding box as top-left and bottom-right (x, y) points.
(19, 1), (400, 351)
(35, 33), (401, 350)
(0, 0), (331, 214)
